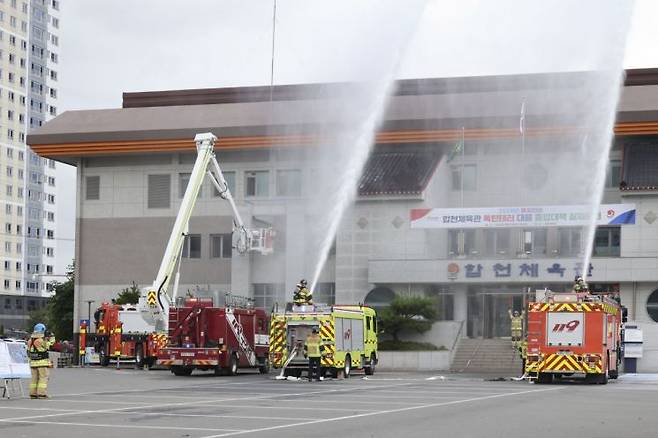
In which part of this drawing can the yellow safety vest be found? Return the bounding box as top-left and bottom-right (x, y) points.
(511, 317), (523, 331)
(305, 335), (322, 358)
(28, 335), (54, 368)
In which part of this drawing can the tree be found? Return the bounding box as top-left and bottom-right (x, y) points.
(379, 296), (438, 342)
(48, 263), (75, 341)
(116, 282), (141, 305)
(28, 261), (75, 340)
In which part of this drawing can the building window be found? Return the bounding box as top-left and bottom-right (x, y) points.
(212, 171), (235, 198)
(451, 164), (477, 191)
(253, 283), (284, 310)
(210, 233), (232, 259)
(5, 185), (11, 196)
(6, 147), (13, 158)
(147, 174), (171, 209)
(523, 228), (547, 255)
(276, 169), (301, 197)
(558, 228), (582, 257)
(47, 194), (55, 204)
(181, 234), (201, 259)
(245, 171), (269, 197)
(605, 159), (622, 188)
(647, 290), (658, 323)
(449, 229), (476, 256)
(5, 204), (10, 214)
(4, 280), (9, 290)
(46, 211), (54, 221)
(484, 229), (510, 257)
(179, 172), (201, 198)
(15, 281), (20, 290)
(85, 175), (100, 200)
(593, 226), (620, 257)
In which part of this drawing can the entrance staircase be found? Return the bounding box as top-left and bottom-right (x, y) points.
(450, 338), (523, 375)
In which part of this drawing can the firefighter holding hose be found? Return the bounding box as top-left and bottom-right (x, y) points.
(293, 279), (313, 306)
(27, 323), (55, 399)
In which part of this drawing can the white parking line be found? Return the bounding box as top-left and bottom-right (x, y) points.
(3, 419), (242, 432)
(117, 412), (321, 421)
(0, 381), (418, 423)
(190, 403), (378, 412)
(53, 380), (268, 397)
(197, 387), (563, 438)
(0, 406), (79, 413)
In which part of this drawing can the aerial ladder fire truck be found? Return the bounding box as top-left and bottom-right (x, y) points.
(135, 133), (273, 375)
(524, 279), (626, 384)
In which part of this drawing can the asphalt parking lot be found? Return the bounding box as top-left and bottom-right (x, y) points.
(1, 368), (657, 438)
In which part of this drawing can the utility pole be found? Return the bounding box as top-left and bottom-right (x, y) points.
(85, 300), (94, 332)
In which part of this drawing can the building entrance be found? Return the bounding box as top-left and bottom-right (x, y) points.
(467, 288), (525, 338)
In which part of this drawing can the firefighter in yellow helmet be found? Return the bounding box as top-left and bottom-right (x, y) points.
(508, 309), (524, 344)
(293, 279), (313, 306)
(27, 323), (55, 399)
(304, 327), (324, 382)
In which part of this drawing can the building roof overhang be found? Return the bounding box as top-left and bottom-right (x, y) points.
(27, 69), (658, 165)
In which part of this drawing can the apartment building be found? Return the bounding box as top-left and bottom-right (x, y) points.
(0, 0), (61, 333)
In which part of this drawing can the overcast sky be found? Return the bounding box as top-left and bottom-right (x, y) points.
(58, 0), (658, 112)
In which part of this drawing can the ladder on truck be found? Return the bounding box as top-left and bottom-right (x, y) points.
(225, 307), (257, 366)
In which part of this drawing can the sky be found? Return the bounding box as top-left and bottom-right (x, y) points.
(58, 0), (658, 112)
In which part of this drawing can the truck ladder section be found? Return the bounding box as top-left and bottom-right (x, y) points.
(225, 307), (257, 366)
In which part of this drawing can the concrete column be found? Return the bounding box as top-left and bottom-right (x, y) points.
(453, 283), (468, 338)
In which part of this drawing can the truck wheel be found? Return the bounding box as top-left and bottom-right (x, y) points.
(172, 366), (193, 376)
(258, 358), (270, 374)
(598, 370), (609, 385)
(134, 345), (144, 369)
(343, 354), (351, 378)
(225, 353), (239, 376)
(99, 345), (110, 367)
(365, 354), (376, 376)
(536, 373), (553, 384)
(608, 369), (618, 379)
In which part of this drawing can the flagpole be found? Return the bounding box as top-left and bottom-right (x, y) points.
(460, 126), (465, 208)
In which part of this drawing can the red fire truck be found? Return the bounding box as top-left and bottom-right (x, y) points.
(86, 302), (167, 368)
(525, 287), (626, 384)
(157, 296), (270, 376)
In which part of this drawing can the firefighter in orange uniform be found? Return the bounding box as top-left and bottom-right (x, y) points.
(27, 323), (55, 399)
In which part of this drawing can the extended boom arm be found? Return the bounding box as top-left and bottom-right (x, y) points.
(139, 133), (273, 331)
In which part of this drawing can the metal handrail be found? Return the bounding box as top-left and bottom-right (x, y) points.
(451, 320), (465, 352)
